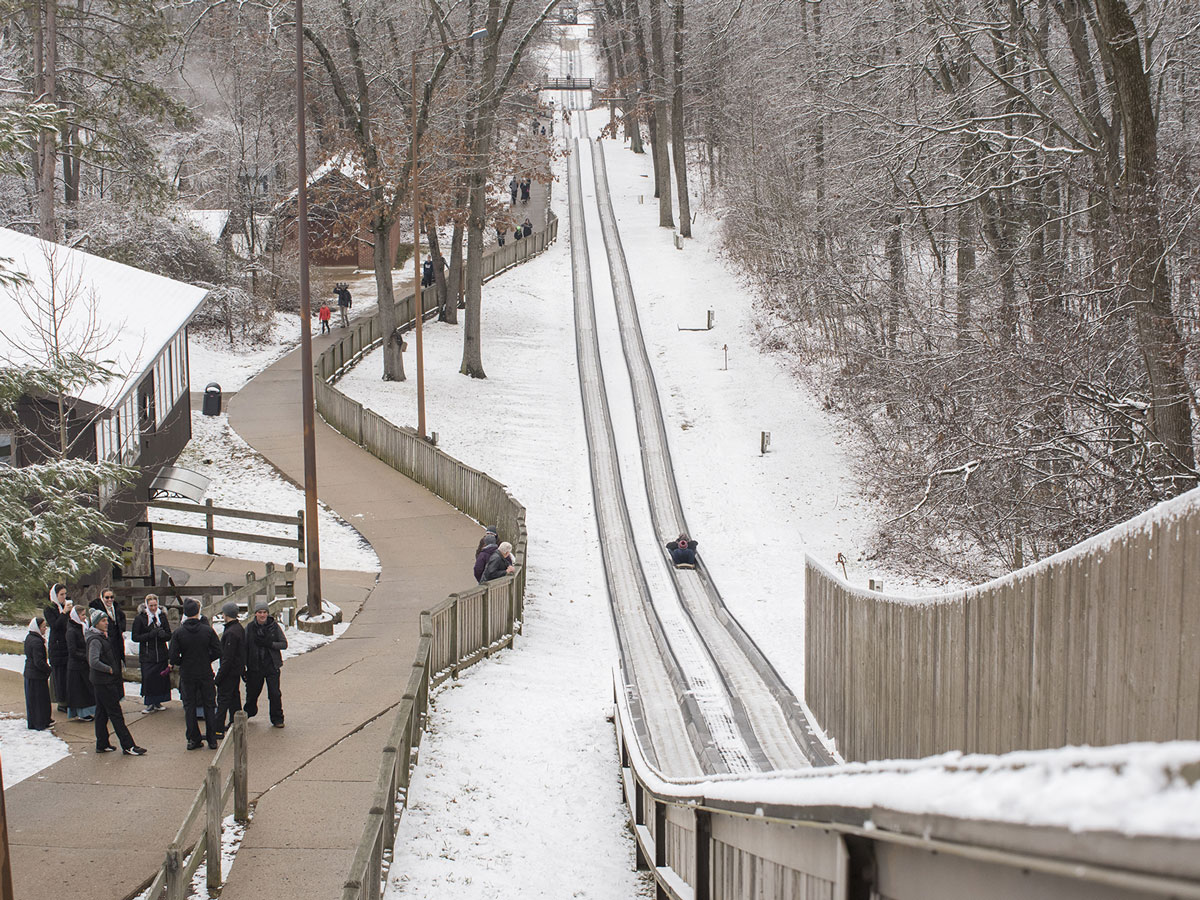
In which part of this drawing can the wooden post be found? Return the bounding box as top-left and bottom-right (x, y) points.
(205, 765), (221, 890)
(266, 561), (277, 605)
(450, 597), (460, 677)
(297, 509), (305, 563)
(233, 711), (249, 822)
(164, 844), (183, 900)
(285, 562), (295, 597)
(481, 587), (491, 655)
(694, 809), (711, 900)
(206, 498), (215, 555)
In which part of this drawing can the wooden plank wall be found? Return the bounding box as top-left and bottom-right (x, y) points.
(804, 492), (1200, 762)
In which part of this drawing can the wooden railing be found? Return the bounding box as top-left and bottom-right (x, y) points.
(113, 562), (297, 623)
(316, 213), (556, 900)
(805, 486), (1200, 763)
(143, 712), (249, 900)
(146, 499), (305, 561)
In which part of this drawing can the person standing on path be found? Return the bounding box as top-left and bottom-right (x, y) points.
(23, 617), (53, 731)
(132, 594), (172, 712)
(65, 605), (96, 721)
(336, 284), (352, 327)
(243, 599), (287, 728)
(90, 589), (126, 679)
(481, 541), (516, 583)
(520, 178), (531, 204)
(169, 599), (221, 750)
(87, 609), (146, 755)
(509, 175), (519, 205)
(473, 526), (499, 582)
(214, 602), (245, 739)
(318, 301), (332, 334)
(44, 584), (69, 712)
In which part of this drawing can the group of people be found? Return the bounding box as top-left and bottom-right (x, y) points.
(508, 175), (532, 206)
(473, 526), (516, 583)
(25, 583), (290, 755)
(496, 217), (535, 247)
(318, 283), (353, 334)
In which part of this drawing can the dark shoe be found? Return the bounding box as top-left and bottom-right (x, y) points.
(56, 705), (67, 712)
(96, 745), (117, 753)
(212, 731), (225, 740)
(187, 741), (203, 750)
(272, 721), (285, 728)
(79, 715), (94, 722)
(207, 741), (218, 749)
(123, 746), (148, 756)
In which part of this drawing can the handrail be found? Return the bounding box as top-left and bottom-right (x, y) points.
(143, 712), (249, 900)
(610, 668), (1200, 900)
(319, 213), (557, 900)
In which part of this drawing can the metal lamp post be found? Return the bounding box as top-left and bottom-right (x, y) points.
(410, 26), (488, 438)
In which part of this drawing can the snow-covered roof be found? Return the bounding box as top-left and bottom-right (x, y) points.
(181, 208), (231, 243)
(308, 152), (368, 190)
(0, 227), (209, 407)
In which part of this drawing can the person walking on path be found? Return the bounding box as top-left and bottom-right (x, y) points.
(44, 584), (69, 712)
(318, 301), (332, 334)
(87, 609), (146, 755)
(90, 589), (126, 679)
(244, 599), (287, 728)
(520, 178), (531, 204)
(65, 605), (96, 721)
(23, 617), (53, 731)
(169, 599), (221, 750)
(481, 541), (516, 583)
(496, 226), (506, 247)
(509, 175), (519, 205)
(132, 594), (172, 712)
(214, 602), (245, 739)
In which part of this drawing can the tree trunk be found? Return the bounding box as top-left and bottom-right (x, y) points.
(446, 218), (464, 325)
(1094, 0), (1196, 476)
(373, 216), (405, 381)
(648, 0), (673, 227)
(36, 0), (58, 241)
(670, 0), (690, 237)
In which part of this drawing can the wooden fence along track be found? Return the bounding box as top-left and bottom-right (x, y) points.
(805, 489), (1200, 763)
(315, 213), (558, 899)
(146, 499), (306, 560)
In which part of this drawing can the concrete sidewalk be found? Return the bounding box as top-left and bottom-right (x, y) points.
(2, 552), (377, 900)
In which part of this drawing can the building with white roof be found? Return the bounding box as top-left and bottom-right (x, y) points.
(0, 227), (209, 573)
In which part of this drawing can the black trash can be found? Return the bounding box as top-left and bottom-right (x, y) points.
(202, 382), (222, 416)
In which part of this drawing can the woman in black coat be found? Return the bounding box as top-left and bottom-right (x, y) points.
(65, 606), (96, 720)
(23, 617), (53, 730)
(44, 583), (70, 712)
(131, 594), (173, 711)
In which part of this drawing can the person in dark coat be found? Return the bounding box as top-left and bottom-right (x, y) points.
(44, 583), (70, 712)
(86, 609), (146, 755)
(520, 179), (531, 203)
(666, 534), (698, 568)
(65, 606), (96, 720)
(496, 227), (505, 247)
(23, 617), (53, 730)
(509, 176), (519, 205)
(168, 599), (221, 750)
(214, 602), (245, 739)
(481, 541), (516, 583)
(89, 588), (127, 678)
(131, 594), (172, 712)
(244, 600), (288, 728)
(522, 218), (533, 238)
(473, 526), (499, 582)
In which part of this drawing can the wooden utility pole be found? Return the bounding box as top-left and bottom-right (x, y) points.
(295, 0), (323, 618)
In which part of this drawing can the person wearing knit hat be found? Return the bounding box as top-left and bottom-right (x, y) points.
(666, 533), (698, 569)
(214, 602), (245, 739)
(473, 527), (500, 582)
(86, 610), (146, 755)
(244, 599), (288, 728)
(168, 599), (221, 750)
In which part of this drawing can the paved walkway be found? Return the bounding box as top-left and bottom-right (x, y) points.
(6, 147), (552, 899)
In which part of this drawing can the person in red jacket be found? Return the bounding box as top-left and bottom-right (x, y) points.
(318, 302), (332, 334)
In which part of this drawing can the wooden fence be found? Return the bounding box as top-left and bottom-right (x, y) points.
(317, 212), (557, 899)
(805, 487), (1200, 763)
(144, 712), (249, 900)
(113, 562), (297, 624)
(146, 499), (305, 562)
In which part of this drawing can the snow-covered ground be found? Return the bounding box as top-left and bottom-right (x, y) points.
(0, 712), (70, 785)
(148, 410), (378, 571)
(188, 312), (302, 393)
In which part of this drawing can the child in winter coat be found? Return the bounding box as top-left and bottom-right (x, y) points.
(318, 302), (332, 334)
